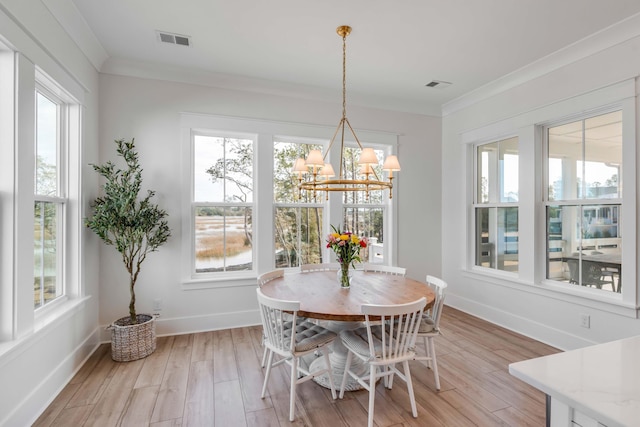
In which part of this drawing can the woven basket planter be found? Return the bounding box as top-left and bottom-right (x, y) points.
(109, 314), (156, 362)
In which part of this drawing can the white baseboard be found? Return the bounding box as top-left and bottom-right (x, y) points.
(99, 309), (262, 342)
(96, 300), (597, 351)
(445, 293), (597, 351)
(2, 327), (101, 427)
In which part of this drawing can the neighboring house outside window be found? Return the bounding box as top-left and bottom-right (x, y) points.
(545, 110), (622, 293)
(474, 137), (519, 272)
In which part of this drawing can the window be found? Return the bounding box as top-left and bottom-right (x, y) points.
(545, 110), (622, 293)
(474, 137), (519, 272)
(192, 133), (255, 274)
(341, 146), (387, 264)
(273, 139), (324, 268)
(34, 89), (66, 309)
(182, 113), (398, 283)
(343, 206), (384, 263)
(272, 142), (394, 268)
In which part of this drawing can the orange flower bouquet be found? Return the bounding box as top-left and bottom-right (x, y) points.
(326, 225), (368, 288)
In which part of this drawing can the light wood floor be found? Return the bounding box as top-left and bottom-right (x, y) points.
(34, 307), (559, 426)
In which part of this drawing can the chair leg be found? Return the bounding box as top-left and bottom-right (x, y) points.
(261, 350), (274, 398)
(383, 365), (389, 388)
(403, 360), (418, 418)
(424, 336), (432, 369)
(429, 337), (441, 391)
(367, 366), (377, 427)
(322, 347), (337, 399)
(339, 351), (353, 399)
(261, 344), (269, 368)
(289, 356), (298, 422)
(387, 364), (395, 389)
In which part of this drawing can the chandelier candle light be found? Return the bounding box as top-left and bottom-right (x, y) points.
(327, 225), (368, 288)
(293, 25), (401, 201)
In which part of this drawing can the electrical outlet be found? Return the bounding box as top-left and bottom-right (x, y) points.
(153, 298), (162, 312)
(580, 314), (590, 329)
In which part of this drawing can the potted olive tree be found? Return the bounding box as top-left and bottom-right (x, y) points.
(86, 138), (171, 361)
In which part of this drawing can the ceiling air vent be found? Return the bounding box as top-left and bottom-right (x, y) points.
(425, 80), (452, 89)
(157, 31), (191, 47)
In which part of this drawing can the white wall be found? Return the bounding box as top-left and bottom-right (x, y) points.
(442, 26), (640, 350)
(0, 1), (100, 426)
(98, 72), (441, 337)
(0, 2), (439, 422)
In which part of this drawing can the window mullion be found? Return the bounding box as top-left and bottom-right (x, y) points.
(545, 110), (624, 295)
(474, 137), (519, 273)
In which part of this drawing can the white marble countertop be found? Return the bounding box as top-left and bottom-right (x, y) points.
(509, 335), (640, 427)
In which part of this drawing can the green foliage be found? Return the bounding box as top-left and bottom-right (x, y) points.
(272, 141), (325, 267)
(85, 138), (171, 323)
(197, 206), (224, 216)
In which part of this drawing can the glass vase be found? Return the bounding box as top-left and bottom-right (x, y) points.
(338, 265), (353, 288)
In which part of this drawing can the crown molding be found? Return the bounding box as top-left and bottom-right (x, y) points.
(442, 12), (640, 117)
(100, 56), (442, 117)
(42, 0), (108, 72)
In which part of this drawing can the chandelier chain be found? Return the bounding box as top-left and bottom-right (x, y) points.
(294, 25), (399, 201)
(342, 32), (347, 120)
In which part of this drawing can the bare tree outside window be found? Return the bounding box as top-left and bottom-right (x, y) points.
(194, 136), (254, 272)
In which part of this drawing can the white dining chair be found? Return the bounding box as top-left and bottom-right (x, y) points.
(256, 288), (338, 421)
(363, 263), (407, 328)
(300, 263), (340, 272)
(339, 297), (427, 427)
(362, 263), (406, 276)
(258, 269), (311, 362)
(413, 275), (447, 390)
(258, 269), (285, 367)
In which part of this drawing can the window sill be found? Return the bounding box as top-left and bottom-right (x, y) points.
(536, 279), (636, 316)
(0, 296), (91, 367)
(34, 295), (92, 333)
(461, 268), (638, 318)
(181, 274), (258, 290)
(468, 265), (521, 281)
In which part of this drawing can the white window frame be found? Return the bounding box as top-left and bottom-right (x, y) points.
(539, 102), (635, 307)
(180, 113), (399, 289)
(2, 59), (82, 341)
(327, 139), (396, 265)
(34, 85), (67, 310)
(0, 45), (83, 348)
(32, 69), (82, 321)
(471, 136), (520, 275)
(189, 129), (257, 279)
(273, 136), (326, 268)
(339, 142), (393, 264)
(462, 79), (637, 315)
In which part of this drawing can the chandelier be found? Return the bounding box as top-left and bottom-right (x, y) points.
(293, 25), (400, 201)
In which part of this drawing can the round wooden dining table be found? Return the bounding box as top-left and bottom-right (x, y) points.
(260, 269), (435, 390)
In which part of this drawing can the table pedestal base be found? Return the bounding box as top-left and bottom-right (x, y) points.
(310, 321), (369, 391)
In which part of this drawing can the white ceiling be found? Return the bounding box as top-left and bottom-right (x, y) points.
(65, 0), (640, 115)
